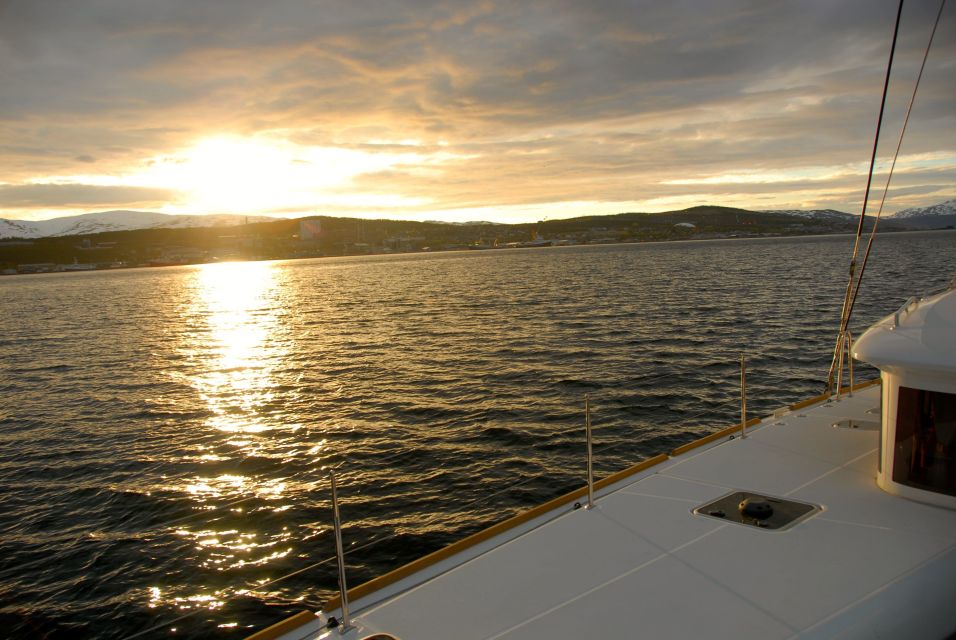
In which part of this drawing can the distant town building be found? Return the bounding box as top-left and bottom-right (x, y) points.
(16, 263), (57, 273)
(300, 218), (322, 241)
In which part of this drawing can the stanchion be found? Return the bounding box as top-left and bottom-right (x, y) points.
(330, 472), (351, 632)
(585, 394), (594, 509)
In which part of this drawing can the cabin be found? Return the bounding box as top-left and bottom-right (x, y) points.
(854, 286), (956, 509)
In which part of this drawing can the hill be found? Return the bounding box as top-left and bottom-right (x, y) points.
(0, 210), (277, 239)
(888, 199), (956, 229)
(0, 203), (937, 273)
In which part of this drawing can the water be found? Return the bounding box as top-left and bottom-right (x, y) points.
(1, 231), (954, 639)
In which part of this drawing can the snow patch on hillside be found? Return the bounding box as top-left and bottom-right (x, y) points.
(759, 209), (856, 220)
(0, 211), (278, 238)
(890, 199), (956, 219)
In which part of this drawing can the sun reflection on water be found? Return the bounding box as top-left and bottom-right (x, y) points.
(158, 261), (311, 613)
(192, 261), (284, 436)
(180, 260), (300, 489)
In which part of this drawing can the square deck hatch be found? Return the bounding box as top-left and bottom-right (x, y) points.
(694, 491), (821, 531)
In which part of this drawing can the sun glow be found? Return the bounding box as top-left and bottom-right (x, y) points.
(131, 135), (445, 215)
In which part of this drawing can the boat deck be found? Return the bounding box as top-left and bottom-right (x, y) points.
(262, 384), (956, 639)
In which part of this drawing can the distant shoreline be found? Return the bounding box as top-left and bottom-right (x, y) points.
(3, 228), (952, 277)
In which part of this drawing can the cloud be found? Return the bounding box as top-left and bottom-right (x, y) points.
(0, 183), (180, 208)
(0, 0), (953, 221)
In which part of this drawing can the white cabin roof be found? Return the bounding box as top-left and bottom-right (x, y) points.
(854, 286), (956, 376)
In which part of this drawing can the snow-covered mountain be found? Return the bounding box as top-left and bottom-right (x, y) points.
(0, 210), (278, 239)
(891, 199), (956, 218)
(764, 199), (956, 229)
(889, 199), (956, 228)
(760, 208), (857, 221)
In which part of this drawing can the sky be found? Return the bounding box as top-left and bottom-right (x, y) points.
(0, 0), (953, 224)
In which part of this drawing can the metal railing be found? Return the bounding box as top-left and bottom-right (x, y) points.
(740, 354), (748, 439)
(585, 394), (594, 509)
(329, 471), (351, 632)
(318, 352), (812, 625)
(123, 352), (860, 638)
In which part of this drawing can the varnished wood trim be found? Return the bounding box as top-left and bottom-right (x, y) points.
(789, 392), (832, 411)
(322, 452), (670, 611)
(851, 377), (881, 391)
(244, 610), (316, 640)
(593, 453), (670, 491)
(787, 378), (881, 412)
(670, 417), (760, 457)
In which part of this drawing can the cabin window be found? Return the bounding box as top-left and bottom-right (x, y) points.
(893, 386), (956, 497)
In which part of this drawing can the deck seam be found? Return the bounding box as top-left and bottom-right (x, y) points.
(482, 524), (732, 640)
(346, 453), (672, 616)
(614, 490), (701, 504)
(655, 471), (735, 492)
(601, 501), (802, 636)
(784, 448), (877, 496)
(789, 544), (956, 640)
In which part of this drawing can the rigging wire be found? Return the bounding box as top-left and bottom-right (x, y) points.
(827, 0), (905, 393)
(845, 0), (948, 328)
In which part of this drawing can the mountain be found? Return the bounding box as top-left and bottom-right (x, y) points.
(0, 210), (278, 239)
(888, 199), (956, 229)
(764, 200), (956, 229)
(759, 208), (858, 221)
(3, 200), (952, 241)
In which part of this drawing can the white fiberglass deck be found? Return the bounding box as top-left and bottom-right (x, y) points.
(273, 385), (956, 639)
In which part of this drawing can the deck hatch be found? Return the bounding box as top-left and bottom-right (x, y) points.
(693, 491), (821, 531)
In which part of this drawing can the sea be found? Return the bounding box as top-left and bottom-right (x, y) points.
(1, 230), (954, 639)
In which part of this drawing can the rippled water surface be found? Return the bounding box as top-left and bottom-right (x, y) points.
(1, 231), (954, 638)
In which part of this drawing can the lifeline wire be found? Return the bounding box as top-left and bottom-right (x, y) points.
(125, 360), (811, 638)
